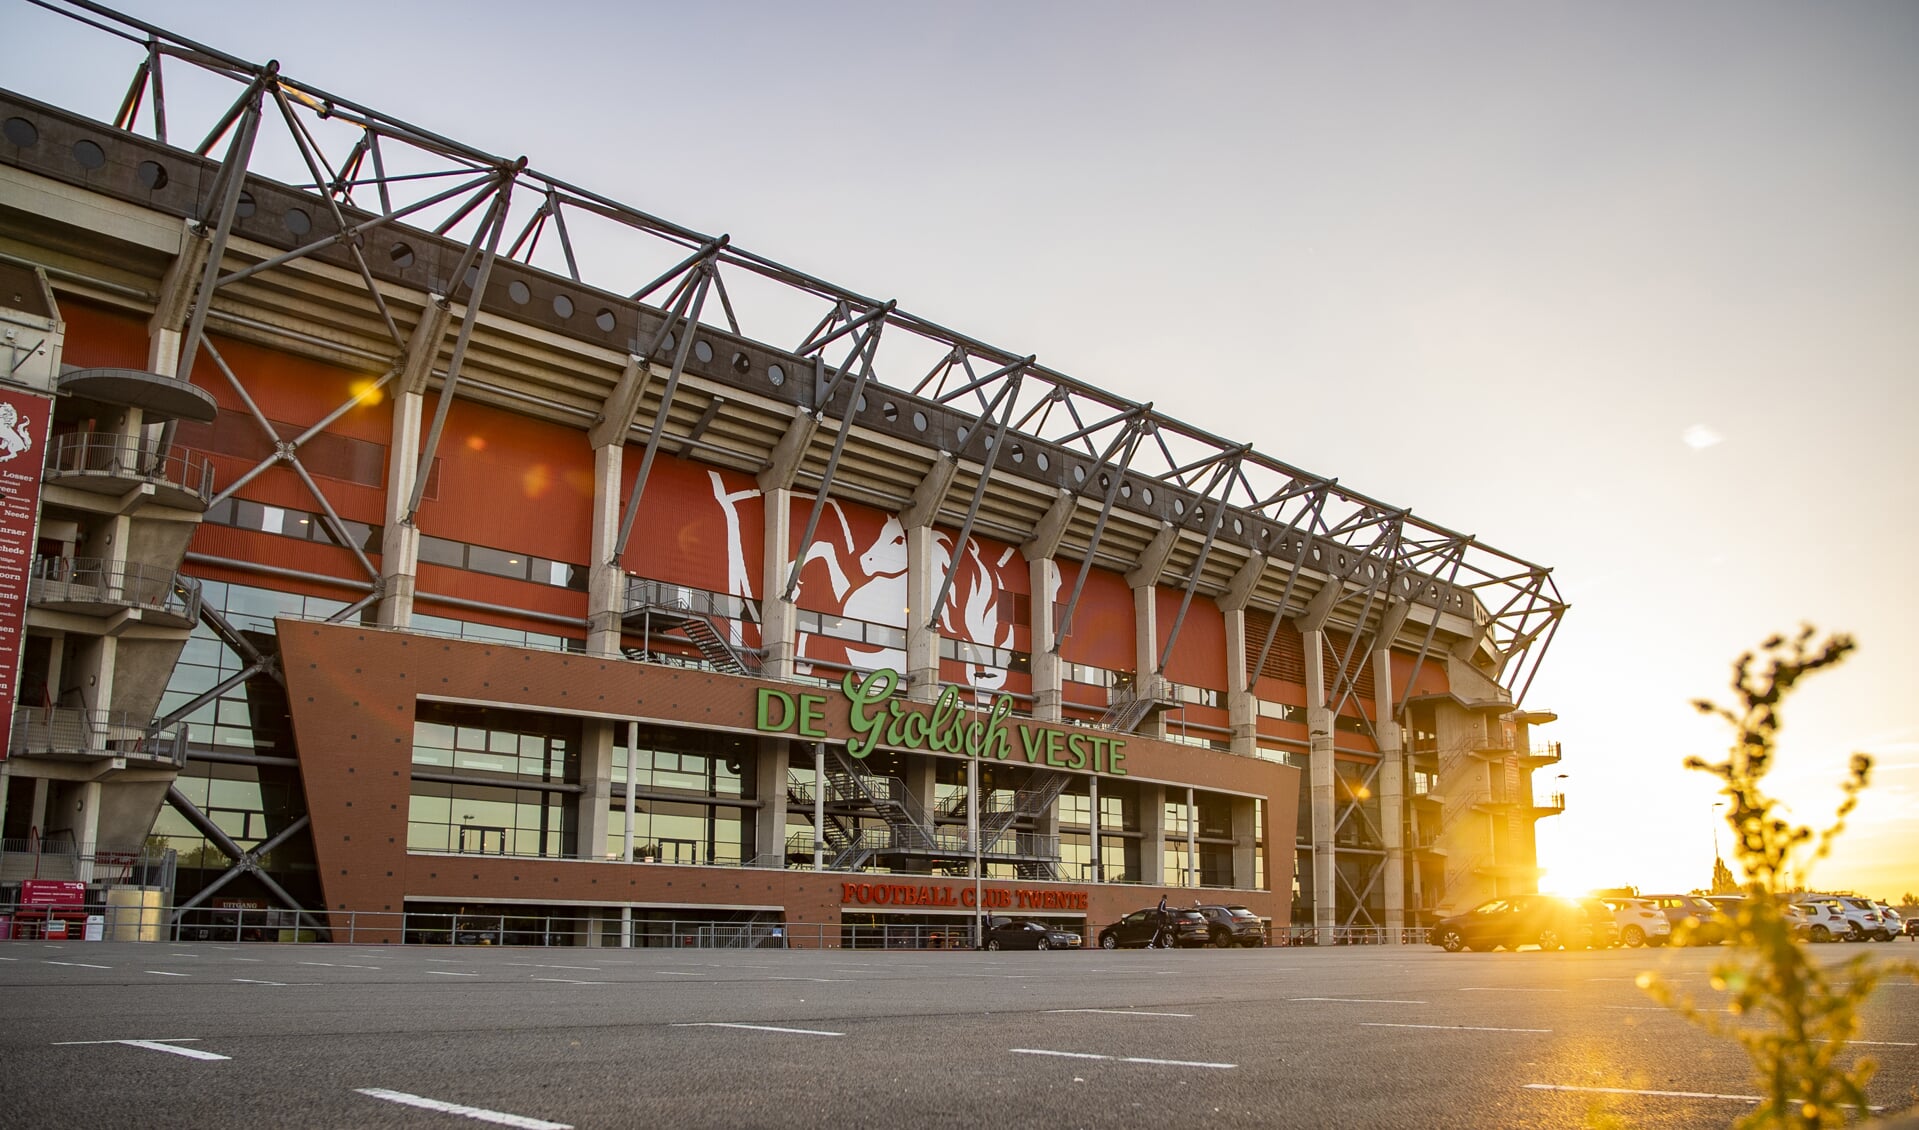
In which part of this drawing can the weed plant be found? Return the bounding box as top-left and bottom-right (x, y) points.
(1640, 627), (1917, 1128)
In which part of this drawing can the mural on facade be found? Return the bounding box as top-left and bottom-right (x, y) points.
(706, 472), (1038, 698)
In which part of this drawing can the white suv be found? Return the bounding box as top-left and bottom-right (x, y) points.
(1602, 897), (1673, 948)
(1806, 895), (1892, 942)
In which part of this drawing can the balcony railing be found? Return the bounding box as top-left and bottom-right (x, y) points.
(28, 556), (202, 624)
(7, 708), (188, 767)
(42, 432), (216, 505)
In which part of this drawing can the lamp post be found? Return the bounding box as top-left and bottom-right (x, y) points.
(1712, 802), (1725, 863)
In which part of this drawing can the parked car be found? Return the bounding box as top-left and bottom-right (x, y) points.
(1574, 898), (1622, 949)
(1641, 894), (1726, 945)
(1602, 897), (1672, 948)
(1905, 910), (1919, 940)
(1431, 895), (1595, 953)
(1194, 904), (1267, 947)
(1871, 902), (1905, 941)
(1098, 907), (1208, 949)
(1806, 895), (1891, 942)
(1785, 902), (1844, 942)
(983, 917), (1082, 951)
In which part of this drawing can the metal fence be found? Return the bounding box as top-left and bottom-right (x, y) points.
(0, 902), (1350, 950)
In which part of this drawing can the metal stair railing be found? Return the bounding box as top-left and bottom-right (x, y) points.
(978, 769), (1070, 843)
(1097, 684), (1156, 732)
(825, 748), (937, 851)
(678, 614), (758, 675)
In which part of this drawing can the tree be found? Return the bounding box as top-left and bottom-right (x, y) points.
(1640, 627), (1917, 1128)
(1711, 856), (1738, 895)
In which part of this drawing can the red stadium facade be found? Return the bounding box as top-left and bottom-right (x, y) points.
(0, 5), (1564, 947)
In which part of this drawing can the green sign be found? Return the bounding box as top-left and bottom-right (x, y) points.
(755, 668), (1127, 776)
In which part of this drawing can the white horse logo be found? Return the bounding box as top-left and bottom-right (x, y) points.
(0, 403), (30, 463)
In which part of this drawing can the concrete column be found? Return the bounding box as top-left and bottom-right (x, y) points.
(585, 443), (625, 656)
(1132, 585), (1164, 739)
(1027, 556), (1062, 721)
(1230, 795), (1258, 891)
(1373, 647), (1405, 942)
(1433, 701), (1487, 913)
(760, 487), (798, 680)
(576, 720), (615, 860)
(753, 736), (789, 866)
(73, 780), (102, 882)
(378, 390), (424, 628)
(1302, 625), (1337, 944)
(905, 524), (939, 704)
(1139, 782), (1166, 885)
(1087, 774), (1101, 882)
(903, 753), (936, 827)
(1185, 787), (1198, 888)
(1224, 607), (1257, 755)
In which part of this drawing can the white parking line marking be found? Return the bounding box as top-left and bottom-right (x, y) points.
(531, 978), (608, 985)
(45, 961), (112, 969)
(232, 979), (288, 986)
(356, 1087), (571, 1129)
(1012, 1048), (1236, 1069)
(427, 971), (479, 977)
(1604, 1006), (1676, 1011)
(1526, 1084), (1758, 1102)
(1290, 997), (1427, 1005)
(1048, 1009), (1195, 1018)
(299, 961), (381, 970)
(54, 1039), (229, 1062)
(146, 971), (191, 977)
(1524, 1083), (1890, 1111)
(1459, 987), (1565, 993)
(505, 963), (602, 971)
(1364, 1023), (1550, 1034)
(672, 1023), (843, 1037)
(1816, 1039), (1918, 1047)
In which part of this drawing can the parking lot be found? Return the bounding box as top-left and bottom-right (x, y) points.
(0, 939), (1914, 1128)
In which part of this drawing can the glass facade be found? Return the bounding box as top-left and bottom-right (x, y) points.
(409, 703), (581, 859)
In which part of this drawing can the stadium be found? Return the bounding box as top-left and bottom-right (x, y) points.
(0, 3), (1565, 947)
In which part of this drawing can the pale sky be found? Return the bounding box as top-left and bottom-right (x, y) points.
(12, 1), (1918, 900)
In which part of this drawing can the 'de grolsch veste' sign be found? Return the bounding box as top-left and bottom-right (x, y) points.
(755, 668), (1129, 777)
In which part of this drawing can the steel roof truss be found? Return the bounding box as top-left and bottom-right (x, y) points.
(1393, 537), (1472, 713)
(1155, 450), (1245, 673)
(925, 366), (1027, 629)
(614, 261), (714, 560)
(1248, 487), (1333, 681)
(782, 321), (885, 601)
(405, 173), (516, 521)
(269, 86), (403, 349)
(1052, 413), (1148, 648)
(174, 70), (266, 384)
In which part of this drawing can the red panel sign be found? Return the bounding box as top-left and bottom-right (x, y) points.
(0, 388), (51, 762)
(21, 880), (87, 908)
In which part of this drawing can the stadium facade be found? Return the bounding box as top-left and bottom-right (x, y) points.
(0, 4), (1565, 946)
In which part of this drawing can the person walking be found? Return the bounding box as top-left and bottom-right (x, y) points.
(1151, 894), (1171, 949)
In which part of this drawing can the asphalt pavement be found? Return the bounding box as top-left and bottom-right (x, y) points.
(1, 937), (1915, 1128)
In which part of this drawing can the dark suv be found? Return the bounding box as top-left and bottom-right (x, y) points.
(1431, 894), (1596, 953)
(1194, 904), (1267, 947)
(1098, 907), (1208, 949)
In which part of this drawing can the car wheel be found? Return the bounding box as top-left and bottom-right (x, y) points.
(1436, 928), (1465, 953)
(1212, 929), (1231, 949)
(1037, 938), (1049, 951)
(1875, 930), (1892, 942)
(985, 939), (1001, 951)
(1810, 924), (1831, 943)
(1621, 925), (1645, 948)
(1847, 924), (1865, 942)
(1099, 933), (1117, 950)
(1538, 928), (1563, 951)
